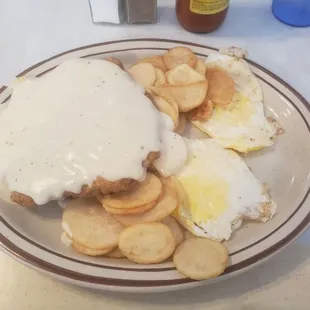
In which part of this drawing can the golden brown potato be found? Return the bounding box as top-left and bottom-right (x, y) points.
(154, 68), (167, 86)
(173, 237), (229, 280)
(149, 94), (179, 129)
(194, 59), (207, 75)
(151, 81), (208, 112)
(119, 223), (176, 264)
(166, 64), (205, 85)
(99, 173), (162, 210)
(206, 68), (235, 107)
(63, 197), (124, 252)
(138, 56), (168, 72)
(101, 201), (157, 215)
(115, 185), (178, 226)
(174, 113), (187, 135)
(128, 63), (156, 89)
(163, 47), (197, 70)
(186, 99), (214, 121)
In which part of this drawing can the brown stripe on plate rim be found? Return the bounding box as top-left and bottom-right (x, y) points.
(81, 47), (208, 59)
(0, 39), (310, 282)
(2, 120), (310, 268)
(1, 211), (309, 287)
(0, 216), (173, 272)
(0, 85), (7, 93)
(0, 71), (309, 269)
(3, 46), (310, 262)
(0, 41), (310, 268)
(0, 86), (11, 104)
(15, 38), (218, 77)
(1, 174), (309, 271)
(36, 48), (207, 78)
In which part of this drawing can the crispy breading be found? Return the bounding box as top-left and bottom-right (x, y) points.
(11, 152), (159, 207)
(104, 57), (125, 70)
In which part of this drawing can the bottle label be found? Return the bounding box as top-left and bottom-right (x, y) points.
(190, 0), (229, 15)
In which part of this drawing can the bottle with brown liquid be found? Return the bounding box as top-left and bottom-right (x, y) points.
(176, 0), (229, 33)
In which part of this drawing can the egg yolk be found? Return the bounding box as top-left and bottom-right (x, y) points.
(212, 92), (254, 125)
(178, 176), (229, 224)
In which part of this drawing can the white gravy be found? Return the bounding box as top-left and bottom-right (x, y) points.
(0, 58), (187, 205)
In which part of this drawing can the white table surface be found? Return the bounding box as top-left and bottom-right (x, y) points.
(0, 0), (309, 309)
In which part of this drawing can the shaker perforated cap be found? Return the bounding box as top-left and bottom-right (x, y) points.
(125, 0), (157, 24)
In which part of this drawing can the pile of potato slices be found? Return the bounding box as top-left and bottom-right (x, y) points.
(61, 48), (232, 281)
(127, 46), (235, 133)
(62, 172), (229, 280)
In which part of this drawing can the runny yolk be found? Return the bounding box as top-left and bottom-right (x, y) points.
(178, 176), (229, 224)
(212, 92), (253, 125)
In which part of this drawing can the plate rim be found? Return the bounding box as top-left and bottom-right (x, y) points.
(0, 38), (309, 291)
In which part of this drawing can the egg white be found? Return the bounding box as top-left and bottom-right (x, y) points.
(191, 48), (276, 153)
(173, 139), (277, 241)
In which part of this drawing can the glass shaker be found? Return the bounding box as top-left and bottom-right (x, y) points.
(272, 0), (310, 27)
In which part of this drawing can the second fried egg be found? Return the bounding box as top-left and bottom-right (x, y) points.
(173, 139), (277, 242)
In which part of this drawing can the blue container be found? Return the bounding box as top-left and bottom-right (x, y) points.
(272, 0), (310, 27)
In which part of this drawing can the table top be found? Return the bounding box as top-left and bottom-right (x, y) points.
(0, 0), (309, 309)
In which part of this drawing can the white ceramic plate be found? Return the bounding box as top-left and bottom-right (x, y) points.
(0, 39), (309, 293)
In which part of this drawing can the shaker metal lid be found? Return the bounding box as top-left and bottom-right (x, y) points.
(125, 0), (157, 24)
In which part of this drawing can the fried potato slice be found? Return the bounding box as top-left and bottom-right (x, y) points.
(186, 98), (214, 121)
(174, 113), (186, 135)
(162, 216), (184, 246)
(166, 64), (205, 85)
(154, 68), (167, 86)
(194, 59), (207, 75)
(161, 178), (190, 232)
(119, 223), (176, 264)
(173, 238), (229, 280)
(105, 247), (126, 258)
(206, 68), (235, 107)
(138, 55), (168, 72)
(164, 95), (179, 114)
(72, 239), (114, 256)
(160, 176), (187, 204)
(164, 47), (197, 70)
(148, 88), (179, 115)
(115, 185), (178, 226)
(101, 200), (157, 215)
(184, 230), (196, 240)
(63, 197), (125, 250)
(104, 57), (125, 70)
(100, 173), (162, 209)
(150, 94), (179, 129)
(128, 63), (156, 88)
(162, 177), (194, 233)
(151, 81), (208, 112)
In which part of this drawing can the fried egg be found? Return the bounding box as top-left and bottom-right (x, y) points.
(191, 47), (276, 153)
(173, 139), (277, 241)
